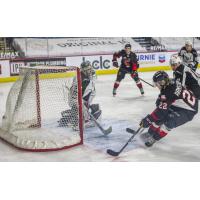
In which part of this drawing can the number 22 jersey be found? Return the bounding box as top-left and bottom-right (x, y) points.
(152, 80), (198, 122)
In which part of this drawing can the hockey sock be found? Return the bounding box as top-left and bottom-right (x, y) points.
(113, 82), (120, 95)
(114, 82), (120, 89)
(149, 124), (168, 141)
(136, 82), (144, 94)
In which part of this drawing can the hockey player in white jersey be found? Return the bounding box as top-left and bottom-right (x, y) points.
(170, 55), (200, 99)
(178, 40), (199, 71)
(59, 61), (102, 129)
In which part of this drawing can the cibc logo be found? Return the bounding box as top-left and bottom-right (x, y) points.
(82, 56), (111, 69)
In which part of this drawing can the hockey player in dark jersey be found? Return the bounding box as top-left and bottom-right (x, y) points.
(59, 61), (101, 129)
(178, 40), (199, 71)
(170, 55), (200, 99)
(139, 71), (198, 147)
(112, 44), (144, 96)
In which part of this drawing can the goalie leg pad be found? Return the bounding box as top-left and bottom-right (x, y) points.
(84, 104), (102, 128)
(90, 104), (102, 120)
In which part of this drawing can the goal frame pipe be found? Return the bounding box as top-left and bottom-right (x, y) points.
(77, 67), (84, 144)
(35, 70), (42, 128)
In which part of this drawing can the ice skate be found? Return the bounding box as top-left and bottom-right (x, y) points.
(140, 132), (156, 147)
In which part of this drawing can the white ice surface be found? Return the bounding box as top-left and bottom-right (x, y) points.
(0, 71), (200, 161)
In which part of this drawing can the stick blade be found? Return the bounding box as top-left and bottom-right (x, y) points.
(126, 128), (136, 134)
(107, 149), (119, 156)
(103, 126), (112, 135)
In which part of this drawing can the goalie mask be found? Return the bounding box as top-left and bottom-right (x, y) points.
(80, 61), (94, 78)
(153, 71), (169, 90)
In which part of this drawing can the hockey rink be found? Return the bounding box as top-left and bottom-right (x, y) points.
(0, 71), (200, 161)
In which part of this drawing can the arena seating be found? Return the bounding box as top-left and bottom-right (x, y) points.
(153, 37), (200, 50)
(13, 37), (146, 57)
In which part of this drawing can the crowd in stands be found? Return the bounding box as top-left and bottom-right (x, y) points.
(5, 37), (200, 58)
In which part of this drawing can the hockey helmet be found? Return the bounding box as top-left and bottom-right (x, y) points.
(185, 40), (192, 47)
(125, 43), (132, 49)
(185, 40), (193, 52)
(153, 71), (169, 89)
(169, 55), (182, 66)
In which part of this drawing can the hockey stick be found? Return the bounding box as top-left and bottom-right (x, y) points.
(84, 105), (112, 135)
(139, 78), (155, 88)
(107, 126), (143, 156)
(128, 71), (154, 88)
(126, 127), (137, 134)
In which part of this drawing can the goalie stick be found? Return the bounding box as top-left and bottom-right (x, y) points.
(84, 105), (112, 135)
(107, 127), (143, 156)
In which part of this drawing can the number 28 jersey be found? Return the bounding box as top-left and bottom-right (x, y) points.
(152, 80), (198, 122)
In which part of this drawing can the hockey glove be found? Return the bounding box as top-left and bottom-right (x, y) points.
(132, 63), (138, 71)
(140, 115), (154, 128)
(188, 63), (197, 72)
(131, 70), (138, 76)
(155, 95), (161, 107)
(188, 64), (194, 70)
(113, 61), (119, 68)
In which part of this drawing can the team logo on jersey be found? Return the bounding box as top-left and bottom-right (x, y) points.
(124, 58), (131, 66)
(158, 55), (166, 63)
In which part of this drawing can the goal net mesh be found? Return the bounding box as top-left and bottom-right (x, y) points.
(0, 66), (83, 151)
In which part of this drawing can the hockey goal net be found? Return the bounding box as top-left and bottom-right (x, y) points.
(0, 66), (83, 151)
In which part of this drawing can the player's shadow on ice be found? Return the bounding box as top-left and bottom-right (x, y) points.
(120, 96), (154, 102)
(120, 96), (144, 101)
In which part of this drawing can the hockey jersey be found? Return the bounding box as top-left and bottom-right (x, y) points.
(113, 50), (139, 72)
(173, 64), (200, 99)
(173, 64), (200, 87)
(151, 80), (198, 123)
(81, 71), (96, 105)
(178, 46), (198, 70)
